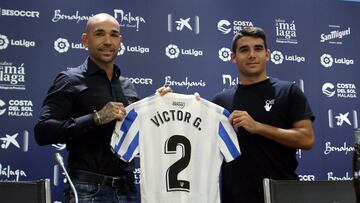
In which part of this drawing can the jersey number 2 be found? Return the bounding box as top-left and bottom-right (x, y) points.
(165, 135), (191, 192)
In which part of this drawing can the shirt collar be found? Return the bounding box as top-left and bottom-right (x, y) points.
(84, 57), (121, 77)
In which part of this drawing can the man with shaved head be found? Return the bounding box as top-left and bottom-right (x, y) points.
(82, 13), (121, 79)
(35, 13), (169, 203)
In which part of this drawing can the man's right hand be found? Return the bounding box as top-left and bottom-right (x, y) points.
(229, 110), (260, 133)
(94, 102), (126, 125)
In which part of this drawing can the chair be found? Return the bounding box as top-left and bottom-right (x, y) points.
(0, 179), (51, 203)
(263, 178), (356, 203)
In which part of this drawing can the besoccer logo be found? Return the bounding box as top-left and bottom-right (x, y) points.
(165, 44), (180, 59)
(271, 51), (284, 64)
(117, 42), (125, 56)
(217, 20), (232, 34)
(320, 54), (333, 67)
(54, 38), (70, 53)
(0, 34), (10, 50)
(219, 47), (231, 62)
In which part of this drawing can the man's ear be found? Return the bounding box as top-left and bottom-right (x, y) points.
(81, 33), (88, 48)
(231, 52), (236, 64)
(117, 35), (123, 47)
(119, 34), (123, 43)
(266, 49), (271, 61)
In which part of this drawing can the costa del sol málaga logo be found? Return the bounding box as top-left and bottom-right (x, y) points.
(322, 83), (336, 97)
(218, 47), (231, 61)
(0, 34), (10, 50)
(0, 99), (6, 115)
(54, 38), (70, 53)
(321, 82), (336, 97)
(320, 53), (333, 67)
(271, 50), (284, 64)
(217, 20), (232, 34)
(165, 44), (180, 59)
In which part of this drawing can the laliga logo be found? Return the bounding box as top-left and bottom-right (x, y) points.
(322, 83), (336, 97)
(217, 20), (231, 34)
(270, 50), (284, 64)
(218, 47), (232, 62)
(117, 42), (126, 56)
(165, 44), (180, 59)
(54, 38), (70, 53)
(0, 34), (10, 50)
(320, 53), (333, 67)
(0, 99), (6, 115)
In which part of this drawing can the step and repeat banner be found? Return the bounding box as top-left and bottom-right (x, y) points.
(1, 0), (359, 202)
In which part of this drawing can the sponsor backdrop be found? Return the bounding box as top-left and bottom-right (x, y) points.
(0, 0), (359, 202)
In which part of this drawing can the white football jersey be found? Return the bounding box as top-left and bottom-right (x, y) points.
(110, 93), (241, 203)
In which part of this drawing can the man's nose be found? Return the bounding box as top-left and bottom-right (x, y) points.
(103, 35), (112, 44)
(248, 49), (256, 58)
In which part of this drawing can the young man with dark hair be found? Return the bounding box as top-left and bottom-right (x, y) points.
(213, 27), (315, 203)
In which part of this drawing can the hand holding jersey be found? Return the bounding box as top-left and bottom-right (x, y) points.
(229, 110), (259, 133)
(110, 93), (240, 203)
(94, 101), (127, 125)
(93, 87), (173, 125)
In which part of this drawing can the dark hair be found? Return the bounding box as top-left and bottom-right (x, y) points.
(231, 27), (268, 52)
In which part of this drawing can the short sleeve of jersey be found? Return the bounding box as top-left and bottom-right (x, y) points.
(216, 107), (241, 162)
(111, 107), (140, 162)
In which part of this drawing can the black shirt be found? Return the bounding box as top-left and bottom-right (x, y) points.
(34, 58), (139, 176)
(212, 77), (315, 203)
